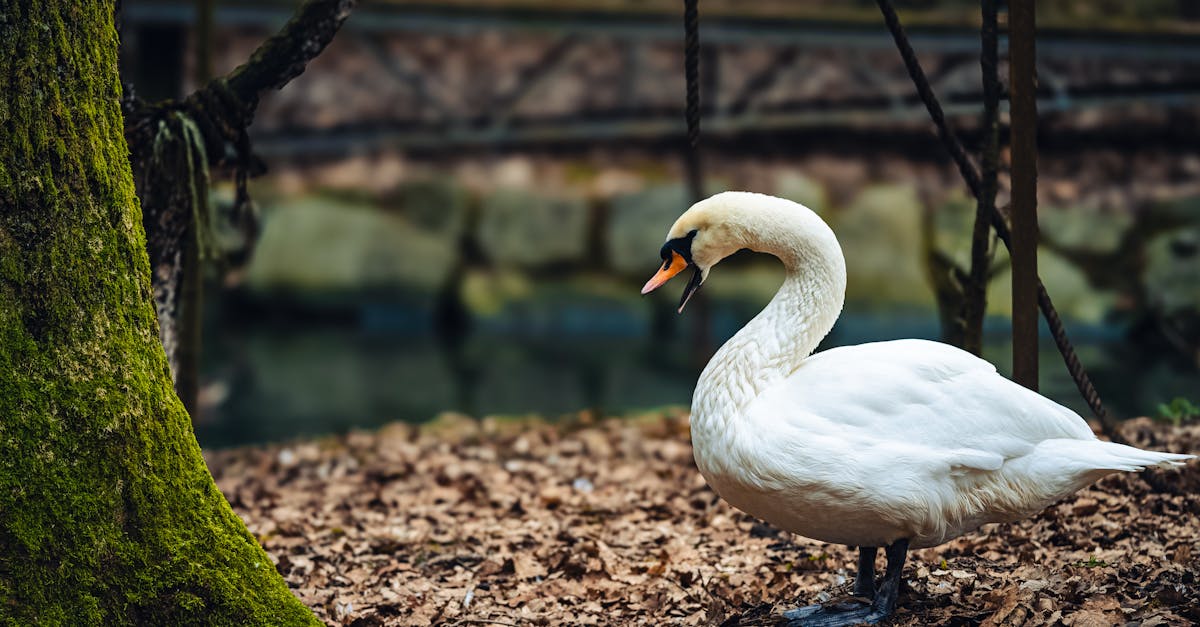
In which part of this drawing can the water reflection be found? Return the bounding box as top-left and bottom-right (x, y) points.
(197, 304), (1198, 448)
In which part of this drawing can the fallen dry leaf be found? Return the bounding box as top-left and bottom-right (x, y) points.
(203, 414), (1200, 626)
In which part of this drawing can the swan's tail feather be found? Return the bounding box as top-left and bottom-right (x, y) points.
(1041, 439), (1194, 473)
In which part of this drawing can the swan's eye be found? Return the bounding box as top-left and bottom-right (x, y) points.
(661, 229), (698, 266)
(645, 229), (703, 312)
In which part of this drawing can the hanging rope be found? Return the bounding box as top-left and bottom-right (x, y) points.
(681, 0), (712, 361)
(960, 0), (1001, 357)
(1036, 282), (1124, 441)
(682, 0), (704, 204)
(872, 0), (1118, 438)
(683, 0), (701, 149)
(875, 0), (981, 198)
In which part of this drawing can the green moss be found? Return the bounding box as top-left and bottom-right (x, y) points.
(0, 2), (318, 624)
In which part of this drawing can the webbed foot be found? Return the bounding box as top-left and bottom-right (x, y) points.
(782, 599), (889, 626)
(782, 540), (908, 627)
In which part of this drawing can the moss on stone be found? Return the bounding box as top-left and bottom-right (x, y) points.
(0, 2), (318, 623)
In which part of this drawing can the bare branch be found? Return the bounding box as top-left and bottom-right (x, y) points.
(123, 0), (357, 412)
(224, 0), (357, 112)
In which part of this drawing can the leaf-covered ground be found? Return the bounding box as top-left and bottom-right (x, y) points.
(205, 412), (1200, 626)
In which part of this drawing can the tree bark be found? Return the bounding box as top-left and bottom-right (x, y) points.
(0, 1), (317, 623)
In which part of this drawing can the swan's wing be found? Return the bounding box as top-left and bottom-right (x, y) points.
(730, 339), (1148, 546)
(747, 339), (1096, 471)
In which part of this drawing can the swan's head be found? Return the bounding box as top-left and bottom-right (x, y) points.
(641, 191), (838, 312)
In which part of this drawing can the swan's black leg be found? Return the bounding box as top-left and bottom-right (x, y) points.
(869, 539), (909, 618)
(854, 546), (877, 598)
(782, 539), (909, 627)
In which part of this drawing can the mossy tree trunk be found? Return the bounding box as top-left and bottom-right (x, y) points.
(0, 1), (317, 623)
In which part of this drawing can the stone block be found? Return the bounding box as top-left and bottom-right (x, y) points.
(384, 178), (471, 237)
(833, 183), (934, 308)
(606, 184), (692, 276)
(775, 172), (830, 216)
(246, 196), (457, 296)
(477, 188), (590, 267)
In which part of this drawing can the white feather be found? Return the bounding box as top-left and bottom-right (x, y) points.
(675, 192), (1194, 550)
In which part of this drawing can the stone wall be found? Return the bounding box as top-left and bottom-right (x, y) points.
(233, 152), (1200, 352)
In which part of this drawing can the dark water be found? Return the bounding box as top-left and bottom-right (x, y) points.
(195, 303), (1199, 448)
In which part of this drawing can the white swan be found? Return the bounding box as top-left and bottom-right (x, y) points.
(641, 191), (1193, 626)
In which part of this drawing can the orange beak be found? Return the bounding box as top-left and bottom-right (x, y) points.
(641, 251), (688, 295)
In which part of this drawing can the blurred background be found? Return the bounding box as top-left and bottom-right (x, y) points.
(119, 0), (1200, 448)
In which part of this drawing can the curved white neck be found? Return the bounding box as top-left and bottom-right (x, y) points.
(691, 207), (846, 420)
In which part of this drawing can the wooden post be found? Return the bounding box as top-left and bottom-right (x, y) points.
(1009, 0), (1039, 390)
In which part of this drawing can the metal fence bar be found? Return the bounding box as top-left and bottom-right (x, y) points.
(1009, 0), (1040, 390)
(125, 4), (1200, 61)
